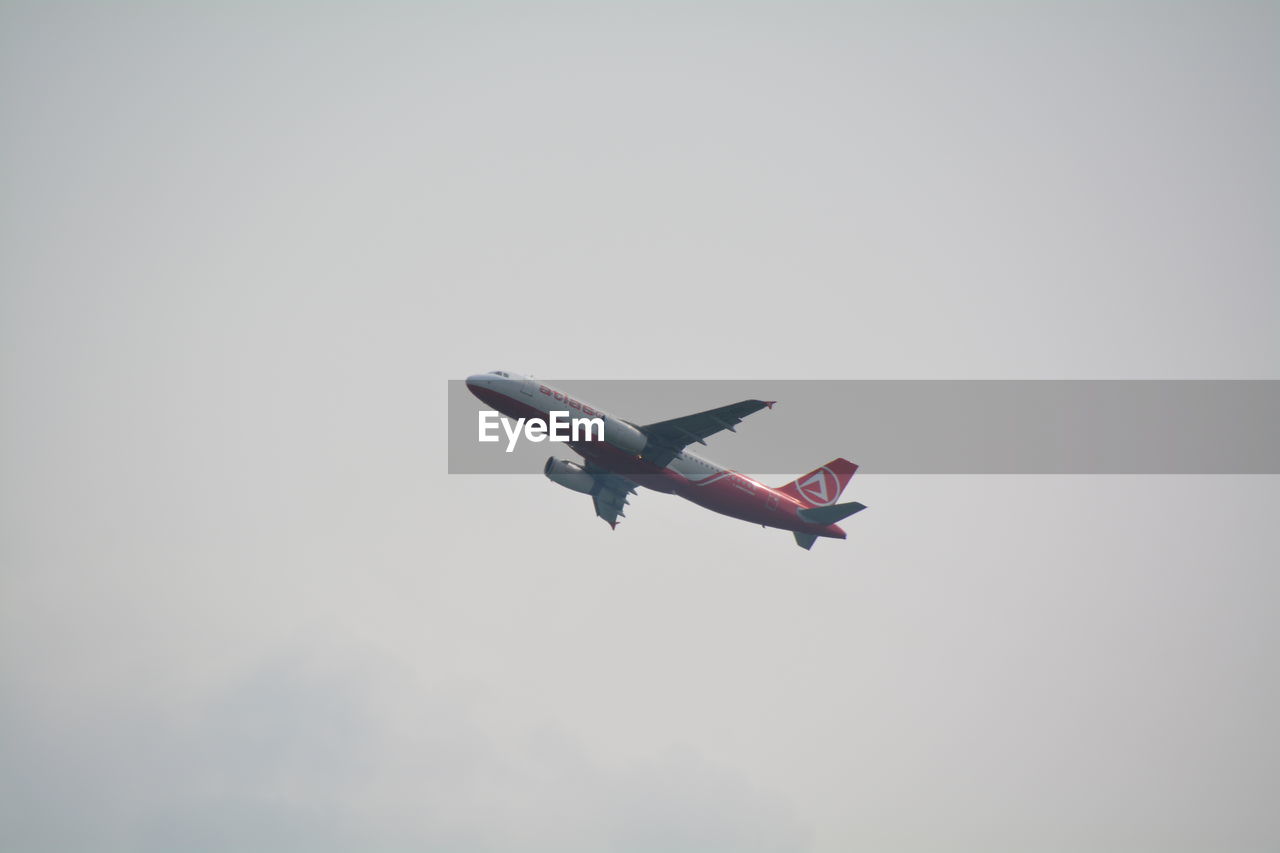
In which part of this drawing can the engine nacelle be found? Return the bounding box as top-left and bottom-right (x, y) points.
(602, 416), (647, 455)
(544, 457), (595, 495)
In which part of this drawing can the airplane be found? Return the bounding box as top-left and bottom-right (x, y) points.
(466, 370), (867, 549)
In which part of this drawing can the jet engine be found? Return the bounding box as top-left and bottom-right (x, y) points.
(544, 457), (595, 494)
(601, 416), (647, 455)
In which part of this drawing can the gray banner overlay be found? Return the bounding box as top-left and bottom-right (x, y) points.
(449, 380), (1279, 475)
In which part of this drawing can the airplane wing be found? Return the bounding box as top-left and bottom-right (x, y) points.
(638, 399), (775, 467)
(583, 462), (637, 529)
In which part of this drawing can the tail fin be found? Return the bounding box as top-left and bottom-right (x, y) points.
(776, 458), (858, 508)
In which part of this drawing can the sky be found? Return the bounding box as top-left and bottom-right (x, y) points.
(1, 2), (1278, 852)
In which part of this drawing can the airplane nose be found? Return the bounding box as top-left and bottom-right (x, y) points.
(465, 374), (490, 398)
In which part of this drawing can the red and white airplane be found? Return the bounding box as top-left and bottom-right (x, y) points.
(466, 371), (866, 549)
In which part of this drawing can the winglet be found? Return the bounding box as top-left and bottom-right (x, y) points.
(765, 401), (776, 409)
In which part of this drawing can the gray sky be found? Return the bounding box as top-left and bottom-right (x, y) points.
(2, 2), (1277, 851)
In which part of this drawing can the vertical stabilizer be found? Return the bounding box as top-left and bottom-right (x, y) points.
(776, 458), (858, 508)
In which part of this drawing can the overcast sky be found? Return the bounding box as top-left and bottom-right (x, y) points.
(2, 2), (1278, 851)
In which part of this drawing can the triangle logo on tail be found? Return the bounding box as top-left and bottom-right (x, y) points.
(799, 468), (837, 506)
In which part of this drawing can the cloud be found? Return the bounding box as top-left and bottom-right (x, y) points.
(1, 637), (809, 853)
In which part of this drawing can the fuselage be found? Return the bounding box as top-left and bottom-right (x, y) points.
(466, 371), (848, 539)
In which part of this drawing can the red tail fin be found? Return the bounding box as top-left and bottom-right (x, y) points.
(776, 458), (858, 508)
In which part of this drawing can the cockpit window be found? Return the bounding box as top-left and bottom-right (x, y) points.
(488, 370), (510, 378)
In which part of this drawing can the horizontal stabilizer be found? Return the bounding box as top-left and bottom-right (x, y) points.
(797, 501), (867, 526)
(794, 531), (817, 550)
